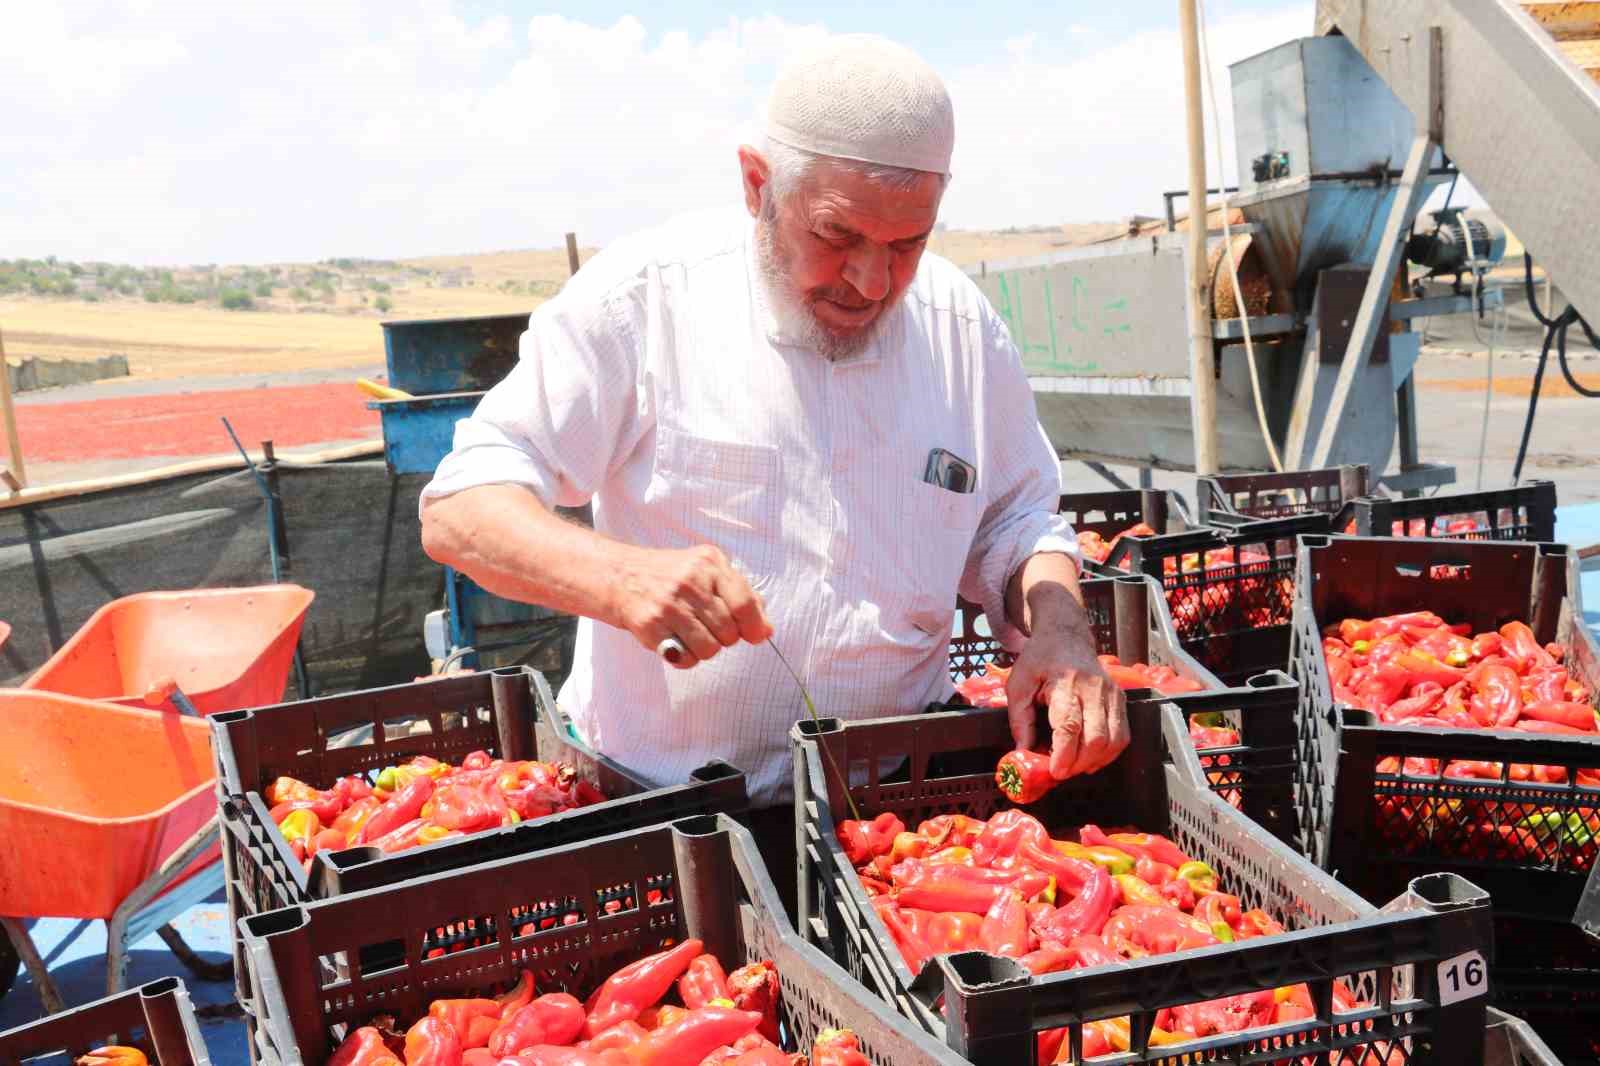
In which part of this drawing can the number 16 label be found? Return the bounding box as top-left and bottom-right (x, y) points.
(1437, 950), (1488, 1006)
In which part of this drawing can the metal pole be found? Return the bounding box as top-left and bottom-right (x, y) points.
(565, 232), (581, 277)
(0, 327), (26, 490)
(1180, 0), (1218, 475)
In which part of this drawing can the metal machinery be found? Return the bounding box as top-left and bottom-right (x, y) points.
(368, 312), (574, 671)
(970, 1), (1600, 487)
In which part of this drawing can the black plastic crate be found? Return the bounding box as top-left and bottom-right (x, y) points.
(1197, 465), (1370, 525)
(792, 698), (1501, 1065)
(947, 574), (1221, 685)
(1487, 914), (1600, 1065)
(1060, 488), (1191, 539)
(213, 667), (747, 1013)
(1289, 536), (1600, 923)
(239, 813), (968, 1066)
(0, 978), (210, 1066)
(1339, 482), (1557, 543)
(1096, 514), (1330, 684)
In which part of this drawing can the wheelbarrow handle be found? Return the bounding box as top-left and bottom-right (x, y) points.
(141, 676), (202, 717)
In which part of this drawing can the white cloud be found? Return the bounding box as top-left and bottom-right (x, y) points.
(0, 3), (1319, 265)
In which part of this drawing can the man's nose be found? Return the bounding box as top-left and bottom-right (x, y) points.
(842, 242), (891, 302)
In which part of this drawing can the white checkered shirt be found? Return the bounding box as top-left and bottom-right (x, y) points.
(420, 207), (1077, 806)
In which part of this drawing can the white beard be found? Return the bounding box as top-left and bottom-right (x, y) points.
(754, 219), (881, 362)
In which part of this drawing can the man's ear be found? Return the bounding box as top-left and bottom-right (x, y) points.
(737, 144), (769, 219)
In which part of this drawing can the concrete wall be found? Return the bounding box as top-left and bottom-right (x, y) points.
(4, 353), (130, 393)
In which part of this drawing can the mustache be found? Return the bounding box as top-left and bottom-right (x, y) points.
(807, 289), (875, 310)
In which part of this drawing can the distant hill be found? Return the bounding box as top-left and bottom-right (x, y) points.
(0, 220), (1129, 379)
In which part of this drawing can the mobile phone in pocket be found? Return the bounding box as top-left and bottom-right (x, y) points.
(924, 448), (977, 493)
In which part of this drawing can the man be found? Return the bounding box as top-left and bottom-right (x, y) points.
(419, 35), (1128, 911)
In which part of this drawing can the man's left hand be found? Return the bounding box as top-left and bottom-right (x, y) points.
(1004, 627), (1130, 779)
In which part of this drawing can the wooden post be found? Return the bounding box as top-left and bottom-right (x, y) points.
(0, 327), (26, 491)
(565, 232), (581, 277)
(1180, 0), (1219, 475)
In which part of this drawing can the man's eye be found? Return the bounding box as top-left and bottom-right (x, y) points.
(893, 238), (927, 252)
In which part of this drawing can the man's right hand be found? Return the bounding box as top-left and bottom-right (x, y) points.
(612, 544), (774, 667)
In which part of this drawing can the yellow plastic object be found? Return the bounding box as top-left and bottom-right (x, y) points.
(23, 585), (314, 715)
(356, 377), (413, 401)
(0, 690), (216, 919)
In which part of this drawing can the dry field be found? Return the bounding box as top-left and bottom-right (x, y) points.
(0, 223), (1115, 381)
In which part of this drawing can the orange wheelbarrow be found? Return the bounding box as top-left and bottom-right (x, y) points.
(0, 692), (217, 1013)
(21, 585), (314, 715)
(3, 584), (313, 1009)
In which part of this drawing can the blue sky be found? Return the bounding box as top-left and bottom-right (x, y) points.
(0, 1), (1383, 265)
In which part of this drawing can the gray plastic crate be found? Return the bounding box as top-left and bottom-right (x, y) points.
(794, 698), (1503, 1064)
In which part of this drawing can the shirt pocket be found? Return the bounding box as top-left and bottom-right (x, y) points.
(651, 424), (783, 579)
(900, 480), (988, 638)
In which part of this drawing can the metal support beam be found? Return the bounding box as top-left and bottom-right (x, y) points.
(1395, 373), (1423, 498)
(1083, 461), (1136, 492)
(1308, 133), (1437, 469)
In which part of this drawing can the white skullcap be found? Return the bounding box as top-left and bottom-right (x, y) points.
(765, 34), (955, 176)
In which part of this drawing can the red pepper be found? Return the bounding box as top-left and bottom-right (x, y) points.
(403, 1017), (463, 1066)
(994, 749), (1055, 805)
(1157, 877), (1196, 911)
(810, 1029), (870, 1066)
(978, 889), (1029, 957)
(1018, 942), (1074, 975)
(1195, 893), (1242, 941)
(359, 776), (436, 845)
(895, 870), (1049, 914)
(971, 809), (1051, 867)
(1064, 933), (1122, 970)
(428, 999), (502, 1050)
(871, 898), (931, 974)
(427, 780), (511, 833)
(1516, 719), (1590, 736)
(915, 815), (985, 849)
(1085, 826), (1190, 870)
(518, 1048), (629, 1066)
(1372, 611), (1445, 638)
(487, 995), (584, 1056)
(1017, 841), (1095, 897)
(721, 1046), (802, 1066)
(1470, 663), (1524, 728)
(580, 1021), (649, 1053)
(1500, 621), (1555, 671)
(582, 938), (704, 1039)
(1167, 990), (1276, 1036)
(494, 971), (535, 1017)
(624, 1006), (762, 1066)
(677, 954), (733, 1010)
(1520, 701), (1597, 732)
(332, 796), (384, 840)
(370, 818), (426, 854)
(1034, 867), (1116, 943)
(1378, 684), (1444, 724)
(835, 813), (905, 866)
(1103, 904), (1217, 954)
(725, 960), (780, 1044)
(924, 911), (984, 955)
(328, 1027), (399, 1066)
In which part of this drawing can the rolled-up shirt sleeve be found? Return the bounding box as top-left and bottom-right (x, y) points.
(418, 275), (645, 516)
(958, 309), (1080, 651)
